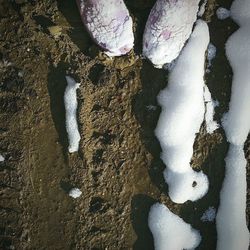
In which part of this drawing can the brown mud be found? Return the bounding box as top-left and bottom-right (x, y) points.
(0, 0), (249, 249)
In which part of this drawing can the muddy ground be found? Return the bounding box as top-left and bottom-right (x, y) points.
(0, 0), (249, 249)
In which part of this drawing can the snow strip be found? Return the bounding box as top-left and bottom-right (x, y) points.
(155, 20), (209, 203)
(204, 85), (219, 134)
(148, 203), (201, 250)
(216, 1), (250, 249)
(64, 76), (81, 153)
(198, 0), (208, 17)
(216, 145), (249, 250)
(201, 206), (216, 222)
(143, 0), (200, 68)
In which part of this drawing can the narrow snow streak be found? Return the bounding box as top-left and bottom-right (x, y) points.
(216, 0), (250, 249)
(64, 76), (81, 153)
(148, 203), (201, 250)
(155, 20), (209, 203)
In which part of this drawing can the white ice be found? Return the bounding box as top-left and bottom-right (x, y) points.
(216, 145), (249, 250)
(148, 203), (201, 250)
(207, 42), (217, 72)
(64, 76), (81, 153)
(69, 188), (82, 198)
(201, 206), (216, 222)
(216, 7), (230, 20)
(155, 20), (209, 203)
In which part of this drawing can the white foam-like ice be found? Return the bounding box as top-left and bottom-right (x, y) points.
(64, 76), (81, 153)
(155, 20), (209, 203)
(148, 203), (201, 250)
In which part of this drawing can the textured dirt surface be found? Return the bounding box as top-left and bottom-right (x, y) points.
(0, 0), (249, 249)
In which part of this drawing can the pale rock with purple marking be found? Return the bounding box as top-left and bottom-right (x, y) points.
(76, 0), (134, 57)
(143, 0), (201, 68)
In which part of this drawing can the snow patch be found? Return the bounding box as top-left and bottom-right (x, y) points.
(155, 20), (209, 203)
(148, 203), (201, 250)
(201, 206), (216, 222)
(69, 188), (82, 198)
(216, 145), (249, 250)
(216, 7), (230, 20)
(0, 154), (5, 162)
(64, 76), (81, 153)
(204, 85), (219, 134)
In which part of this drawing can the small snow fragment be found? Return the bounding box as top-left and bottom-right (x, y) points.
(149, 203), (201, 250)
(201, 206), (216, 222)
(207, 43), (217, 71)
(216, 7), (230, 20)
(146, 105), (157, 111)
(198, 0), (208, 17)
(69, 188), (82, 198)
(0, 154), (5, 162)
(204, 85), (219, 134)
(64, 76), (81, 153)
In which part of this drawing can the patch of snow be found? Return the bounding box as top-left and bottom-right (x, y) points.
(148, 203), (201, 250)
(217, 1), (250, 249)
(146, 105), (157, 111)
(69, 188), (82, 198)
(64, 76), (81, 153)
(216, 145), (249, 250)
(0, 154), (5, 162)
(155, 20), (209, 203)
(201, 206), (216, 222)
(204, 85), (219, 134)
(198, 0), (208, 17)
(143, 0), (200, 68)
(207, 43), (217, 72)
(216, 7), (230, 20)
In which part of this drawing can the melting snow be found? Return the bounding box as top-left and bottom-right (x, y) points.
(217, 1), (250, 249)
(64, 76), (81, 153)
(148, 203), (201, 250)
(155, 20), (209, 203)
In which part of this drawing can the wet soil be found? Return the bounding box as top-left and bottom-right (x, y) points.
(0, 0), (249, 249)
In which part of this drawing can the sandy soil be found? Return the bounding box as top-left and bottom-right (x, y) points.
(0, 0), (249, 249)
